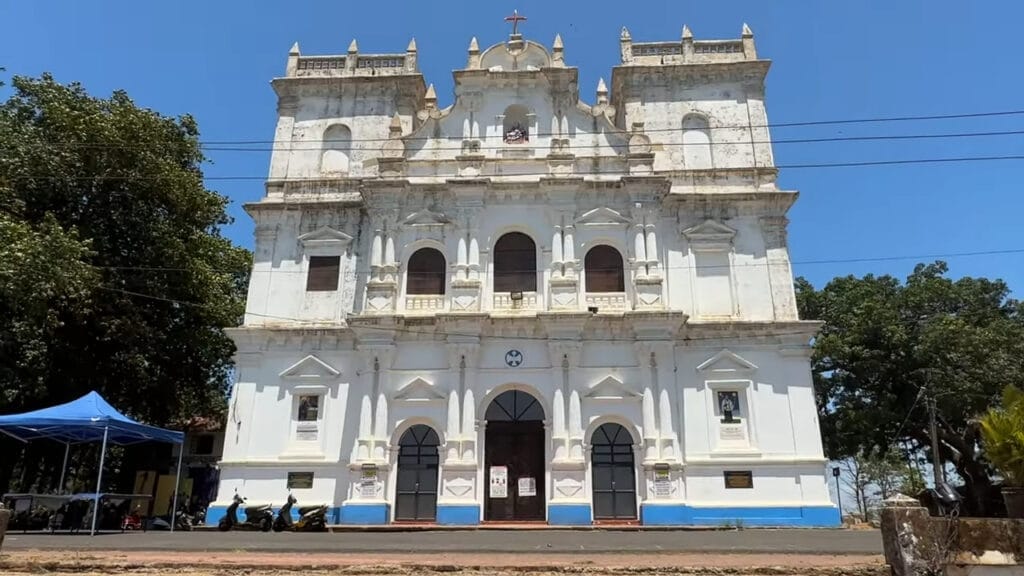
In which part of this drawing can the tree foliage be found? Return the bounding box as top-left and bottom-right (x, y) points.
(0, 74), (250, 491)
(797, 262), (1024, 515)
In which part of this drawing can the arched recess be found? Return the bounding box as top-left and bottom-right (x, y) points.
(321, 124), (352, 173)
(394, 424), (440, 521)
(584, 245), (625, 292)
(681, 114), (712, 169)
(493, 232), (537, 292)
(406, 247), (447, 295)
(483, 389), (545, 521)
(590, 422), (638, 520)
(502, 104), (530, 144)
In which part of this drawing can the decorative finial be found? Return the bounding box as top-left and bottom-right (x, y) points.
(289, 42), (301, 55)
(553, 34), (564, 50)
(682, 25), (693, 40)
(468, 36), (479, 53)
(348, 39), (358, 53)
(504, 9), (527, 36)
(424, 83), (437, 108)
(407, 38), (417, 52)
(596, 78), (609, 104)
(620, 27), (631, 41)
(742, 23), (753, 37)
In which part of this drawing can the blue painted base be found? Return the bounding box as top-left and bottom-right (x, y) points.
(641, 504), (841, 527)
(548, 504), (592, 525)
(340, 502), (390, 525)
(436, 504), (480, 525)
(203, 505), (343, 526)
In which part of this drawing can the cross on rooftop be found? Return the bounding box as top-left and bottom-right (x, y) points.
(504, 10), (527, 36)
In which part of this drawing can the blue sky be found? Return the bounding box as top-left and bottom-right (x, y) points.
(3, 0), (1023, 293)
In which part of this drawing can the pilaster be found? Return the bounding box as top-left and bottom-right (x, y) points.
(761, 216), (798, 320)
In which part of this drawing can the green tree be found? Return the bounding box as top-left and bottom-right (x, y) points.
(797, 262), (1024, 515)
(0, 74), (250, 491)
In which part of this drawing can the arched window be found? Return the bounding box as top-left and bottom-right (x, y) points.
(502, 105), (530, 144)
(406, 247), (446, 295)
(321, 124), (352, 173)
(682, 114), (712, 169)
(585, 245), (625, 292)
(493, 232), (536, 292)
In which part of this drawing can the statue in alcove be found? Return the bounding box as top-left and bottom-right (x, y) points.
(504, 122), (528, 144)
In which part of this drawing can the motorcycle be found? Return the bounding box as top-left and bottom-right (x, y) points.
(273, 493), (328, 532)
(217, 492), (273, 532)
(149, 505), (193, 531)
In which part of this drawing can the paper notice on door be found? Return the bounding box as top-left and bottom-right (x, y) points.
(489, 466), (508, 498)
(517, 477), (536, 497)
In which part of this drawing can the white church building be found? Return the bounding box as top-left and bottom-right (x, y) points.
(211, 21), (840, 527)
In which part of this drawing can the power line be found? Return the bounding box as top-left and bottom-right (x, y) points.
(7, 154), (1024, 181)
(92, 247), (1024, 276)
(24, 108), (1024, 147)
(22, 128), (1024, 153)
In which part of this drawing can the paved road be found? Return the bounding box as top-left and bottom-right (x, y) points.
(3, 528), (882, 554)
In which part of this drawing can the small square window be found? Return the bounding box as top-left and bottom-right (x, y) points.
(297, 395), (320, 422)
(306, 256), (340, 291)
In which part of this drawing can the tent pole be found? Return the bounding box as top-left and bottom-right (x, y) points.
(90, 426), (109, 537)
(58, 442), (70, 494)
(170, 444), (184, 533)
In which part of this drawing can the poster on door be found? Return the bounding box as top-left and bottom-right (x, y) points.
(517, 477), (536, 497)
(489, 466), (508, 498)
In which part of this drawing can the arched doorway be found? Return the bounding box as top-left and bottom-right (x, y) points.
(591, 423), (637, 520)
(395, 424), (440, 521)
(493, 232), (537, 293)
(484, 389), (545, 521)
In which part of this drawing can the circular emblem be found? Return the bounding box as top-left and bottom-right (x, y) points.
(504, 350), (524, 367)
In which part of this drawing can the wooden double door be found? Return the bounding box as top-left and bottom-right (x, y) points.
(484, 390), (545, 521)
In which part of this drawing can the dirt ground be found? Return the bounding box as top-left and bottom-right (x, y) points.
(0, 550), (887, 576)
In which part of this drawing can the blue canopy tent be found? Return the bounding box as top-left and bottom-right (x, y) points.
(0, 391), (185, 535)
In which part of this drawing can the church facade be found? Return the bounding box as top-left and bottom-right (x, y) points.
(210, 22), (840, 527)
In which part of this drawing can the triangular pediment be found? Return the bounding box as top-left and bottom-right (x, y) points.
(298, 226), (354, 247)
(585, 375), (640, 400)
(682, 220), (736, 243)
(393, 377), (446, 402)
(279, 355), (341, 380)
(576, 207), (632, 227)
(696, 349), (758, 374)
(402, 209), (449, 227)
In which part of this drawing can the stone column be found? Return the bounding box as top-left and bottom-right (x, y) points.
(551, 225), (564, 277)
(653, 344), (679, 461)
(632, 220), (647, 276)
(761, 216), (798, 320)
(562, 223), (576, 276)
(644, 210), (660, 274)
(635, 344), (659, 462)
(372, 347), (395, 461)
(445, 347), (463, 463)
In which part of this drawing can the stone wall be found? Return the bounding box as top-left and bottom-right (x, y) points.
(880, 495), (1023, 576)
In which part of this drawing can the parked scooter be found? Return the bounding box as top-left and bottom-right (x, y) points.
(149, 505), (193, 531)
(273, 493), (328, 532)
(217, 492), (273, 532)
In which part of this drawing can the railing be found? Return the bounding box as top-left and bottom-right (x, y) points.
(405, 294), (445, 313)
(296, 57), (346, 72)
(694, 41), (743, 54)
(631, 43), (682, 57)
(585, 292), (629, 311)
(493, 291), (539, 311)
